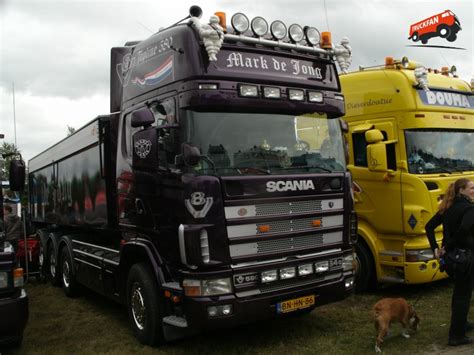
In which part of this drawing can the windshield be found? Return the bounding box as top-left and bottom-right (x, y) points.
(183, 111), (345, 176)
(405, 130), (474, 174)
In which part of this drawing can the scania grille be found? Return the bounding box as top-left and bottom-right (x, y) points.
(225, 198), (343, 219)
(230, 231), (342, 257)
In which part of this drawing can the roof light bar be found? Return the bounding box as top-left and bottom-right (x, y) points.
(231, 13), (250, 33)
(288, 24), (304, 43)
(304, 26), (320, 46)
(270, 20), (287, 40)
(251, 16), (268, 37)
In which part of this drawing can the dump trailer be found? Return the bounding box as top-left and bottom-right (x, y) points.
(20, 6), (357, 345)
(341, 57), (474, 291)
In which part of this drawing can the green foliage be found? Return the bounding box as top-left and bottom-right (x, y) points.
(0, 141), (21, 181)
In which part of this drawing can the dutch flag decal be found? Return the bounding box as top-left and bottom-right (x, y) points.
(132, 56), (173, 87)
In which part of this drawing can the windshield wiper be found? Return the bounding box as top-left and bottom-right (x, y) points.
(278, 165), (332, 173)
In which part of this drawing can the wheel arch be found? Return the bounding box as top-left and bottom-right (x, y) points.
(355, 219), (380, 279)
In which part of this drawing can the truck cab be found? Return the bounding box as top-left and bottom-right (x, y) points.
(341, 57), (474, 290)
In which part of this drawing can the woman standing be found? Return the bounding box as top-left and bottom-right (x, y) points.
(425, 178), (474, 346)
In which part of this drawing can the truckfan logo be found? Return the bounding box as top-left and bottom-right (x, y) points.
(134, 139), (152, 159)
(185, 192), (213, 218)
(408, 10), (461, 45)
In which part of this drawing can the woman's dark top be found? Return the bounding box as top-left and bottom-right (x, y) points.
(425, 195), (474, 252)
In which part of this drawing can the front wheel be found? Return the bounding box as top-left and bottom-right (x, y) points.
(354, 240), (376, 292)
(126, 263), (166, 346)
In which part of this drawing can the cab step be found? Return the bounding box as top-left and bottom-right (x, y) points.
(163, 315), (188, 328)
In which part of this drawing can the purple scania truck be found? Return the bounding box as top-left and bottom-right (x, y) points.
(14, 6), (357, 345)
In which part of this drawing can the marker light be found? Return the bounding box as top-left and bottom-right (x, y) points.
(263, 86), (281, 99)
(401, 56), (409, 69)
(385, 56), (394, 68)
(251, 16), (268, 37)
(320, 31), (332, 49)
(214, 12), (227, 33)
(288, 24), (304, 43)
(239, 84), (258, 97)
(231, 13), (250, 33)
(304, 26), (320, 46)
(288, 89), (304, 101)
(270, 20), (287, 40)
(450, 65), (457, 76)
(308, 91), (323, 103)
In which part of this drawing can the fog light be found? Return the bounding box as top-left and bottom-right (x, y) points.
(208, 306), (218, 317)
(222, 304), (232, 315)
(315, 261), (329, 273)
(280, 267), (296, 280)
(345, 277), (354, 288)
(239, 84), (259, 97)
(263, 86), (281, 99)
(261, 270), (278, 283)
(288, 89), (304, 101)
(298, 264), (314, 276)
(419, 263), (427, 271)
(308, 91), (323, 103)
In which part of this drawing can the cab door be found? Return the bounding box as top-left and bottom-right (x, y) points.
(348, 119), (402, 236)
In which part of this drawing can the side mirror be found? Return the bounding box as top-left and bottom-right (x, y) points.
(9, 159), (25, 191)
(365, 129), (384, 144)
(367, 143), (388, 172)
(181, 143), (201, 166)
(131, 107), (155, 128)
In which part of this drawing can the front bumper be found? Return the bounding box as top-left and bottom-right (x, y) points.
(0, 288), (29, 344)
(183, 275), (353, 330)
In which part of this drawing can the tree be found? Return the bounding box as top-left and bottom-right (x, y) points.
(0, 141), (21, 181)
(67, 126), (76, 137)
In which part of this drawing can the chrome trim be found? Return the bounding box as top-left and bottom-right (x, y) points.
(72, 240), (119, 254)
(103, 258), (119, 266)
(178, 224), (197, 269)
(73, 248), (103, 261)
(224, 33), (333, 57)
(294, 248), (342, 258)
(231, 257), (287, 269)
(74, 257), (101, 269)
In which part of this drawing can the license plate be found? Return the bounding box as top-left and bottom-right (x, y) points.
(276, 295), (315, 314)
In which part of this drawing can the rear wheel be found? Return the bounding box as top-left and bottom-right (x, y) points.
(126, 263), (166, 346)
(47, 243), (61, 286)
(60, 246), (80, 297)
(447, 34), (457, 42)
(354, 240), (376, 292)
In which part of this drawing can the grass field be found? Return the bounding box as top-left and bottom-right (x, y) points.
(4, 278), (474, 354)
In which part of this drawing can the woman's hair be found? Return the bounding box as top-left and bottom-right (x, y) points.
(438, 178), (471, 214)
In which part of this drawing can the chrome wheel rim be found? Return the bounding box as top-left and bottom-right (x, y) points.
(50, 251), (56, 277)
(131, 282), (146, 330)
(62, 258), (70, 288)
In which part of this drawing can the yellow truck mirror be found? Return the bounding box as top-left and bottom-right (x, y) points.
(367, 143), (388, 172)
(365, 129), (384, 143)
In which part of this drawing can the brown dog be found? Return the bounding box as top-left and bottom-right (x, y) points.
(373, 297), (420, 352)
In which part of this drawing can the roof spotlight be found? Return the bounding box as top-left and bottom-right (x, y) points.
(251, 16), (268, 37)
(401, 56), (410, 69)
(450, 65), (457, 76)
(270, 20), (287, 40)
(231, 13), (250, 34)
(304, 26), (320, 46)
(288, 24), (304, 43)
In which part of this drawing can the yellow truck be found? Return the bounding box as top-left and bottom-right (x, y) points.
(340, 57), (474, 291)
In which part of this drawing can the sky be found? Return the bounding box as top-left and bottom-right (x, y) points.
(0, 0), (472, 162)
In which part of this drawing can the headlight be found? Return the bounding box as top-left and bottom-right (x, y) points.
(308, 91), (323, 103)
(406, 248), (434, 262)
(298, 263), (314, 276)
(261, 269), (278, 283)
(239, 84), (259, 97)
(0, 272), (8, 288)
(263, 86), (281, 99)
(315, 261), (329, 273)
(270, 20), (287, 40)
(342, 254), (355, 271)
(288, 89), (305, 101)
(280, 267), (296, 280)
(288, 24), (304, 43)
(183, 278), (233, 297)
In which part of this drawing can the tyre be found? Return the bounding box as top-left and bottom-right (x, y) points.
(421, 37), (428, 44)
(47, 243), (61, 286)
(60, 246), (80, 297)
(447, 34), (457, 42)
(354, 240), (376, 292)
(411, 32), (419, 42)
(126, 263), (166, 346)
(437, 24), (451, 38)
